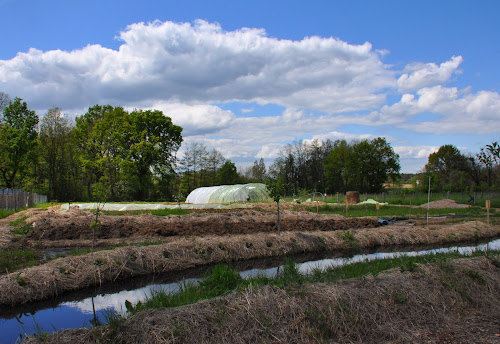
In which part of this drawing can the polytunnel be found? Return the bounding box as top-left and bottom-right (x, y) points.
(185, 183), (270, 204)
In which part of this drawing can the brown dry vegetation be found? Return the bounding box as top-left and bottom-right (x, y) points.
(1, 214), (499, 307)
(23, 255), (500, 344)
(22, 208), (378, 243)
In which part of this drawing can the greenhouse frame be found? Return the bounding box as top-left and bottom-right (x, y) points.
(185, 183), (270, 204)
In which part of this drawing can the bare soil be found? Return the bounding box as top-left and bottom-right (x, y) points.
(23, 255), (500, 344)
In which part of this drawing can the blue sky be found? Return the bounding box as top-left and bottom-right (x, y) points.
(1, 0), (499, 173)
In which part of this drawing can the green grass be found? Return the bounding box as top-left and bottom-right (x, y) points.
(102, 208), (190, 216)
(124, 249), (500, 315)
(9, 215), (28, 227)
(306, 203), (487, 218)
(317, 191), (500, 207)
(0, 209), (18, 219)
(0, 248), (40, 273)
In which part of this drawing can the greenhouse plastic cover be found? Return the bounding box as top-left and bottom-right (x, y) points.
(185, 183), (270, 204)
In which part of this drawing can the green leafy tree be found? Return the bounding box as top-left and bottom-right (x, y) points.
(425, 144), (469, 191)
(74, 105), (183, 201)
(38, 107), (75, 201)
(125, 109), (183, 200)
(216, 160), (239, 185)
(324, 138), (400, 193)
(0, 98), (39, 188)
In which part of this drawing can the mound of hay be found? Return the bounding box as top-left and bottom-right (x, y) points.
(346, 191), (360, 205)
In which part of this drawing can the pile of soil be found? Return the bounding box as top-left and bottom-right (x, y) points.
(420, 199), (470, 209)
(23, 209), (379, 242)
(23, 255), (500, 344)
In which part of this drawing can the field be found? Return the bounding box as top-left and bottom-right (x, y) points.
(0, 199), (499, 343)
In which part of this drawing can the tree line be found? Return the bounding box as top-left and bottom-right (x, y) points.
(1, 92), (498, 201)
(0, 95), (184, 201)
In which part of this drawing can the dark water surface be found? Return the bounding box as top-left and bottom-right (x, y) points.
(1, 238), (499, 344)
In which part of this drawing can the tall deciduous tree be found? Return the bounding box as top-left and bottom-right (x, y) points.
(0, 98), (39, 188)
(73, 105), (182, 201)
(324, 138), (400, 193)
(126, 109), (183, 200)
(251, 158), (266, 182)
(425, 144), (469, 191)
(39, 107), (75, 200)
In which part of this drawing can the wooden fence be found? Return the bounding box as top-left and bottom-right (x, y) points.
(0, 189), (47, 210)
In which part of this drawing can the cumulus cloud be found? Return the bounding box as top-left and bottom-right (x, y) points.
(255, 144), (284, 159)
(393, 145), (439, 159)
(0, 19), (394, 113)
(1, 19), (498, 173)
(145, 102), (235, 135)
(397, 56), (463, 92)
(386, 86), (500, 134)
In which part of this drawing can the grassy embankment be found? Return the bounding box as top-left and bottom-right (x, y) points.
(126, 249), (500, 314)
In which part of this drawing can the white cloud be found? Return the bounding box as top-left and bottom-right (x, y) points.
(388, 86), (500, 134)
(393, 145), (439, 159)
(145, 102), (235, 135)
(0, 19), (394, 113)
(255, 144), (284, 159)
(397, 56), (463, 92)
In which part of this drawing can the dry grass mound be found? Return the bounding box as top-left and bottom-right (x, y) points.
(2, 221), (499, 307)
(23, 208), (378, 242)
(25, 255), (500, 344)
(420, 199), (471, 209)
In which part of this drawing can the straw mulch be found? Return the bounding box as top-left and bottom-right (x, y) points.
(23, 208), (379, 243)
(24, 254), (500, 344)
(1, 221), (499, 307)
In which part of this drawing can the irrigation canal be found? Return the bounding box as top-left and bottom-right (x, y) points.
(1, 238), (499, 344)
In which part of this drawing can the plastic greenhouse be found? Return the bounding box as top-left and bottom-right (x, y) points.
(185, 183), (270, 204)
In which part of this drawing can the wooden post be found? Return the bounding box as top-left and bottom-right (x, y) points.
(376, 202), (380, 219)
(486, 200), (491, 225)
(345, 200), (349, 217)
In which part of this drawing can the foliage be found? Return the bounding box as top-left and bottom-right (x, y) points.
(251, 158), (267, 182)
(38, 107), (76, 201)
(216, 160), (239, 185)
(324, 138), (400, 193)
(425, 144), (470, 191)
(0, 248), (39, 272)
(269, 139), (333, 195)
(0, 98), (39, 188)
(72, 105), (183, 201)
(266, 177), (284, 203)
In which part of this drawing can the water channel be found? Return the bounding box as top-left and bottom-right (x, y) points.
(1, 238), (499, 344)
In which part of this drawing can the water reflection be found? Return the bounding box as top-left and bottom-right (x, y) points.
(1, 238), (498, 344)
